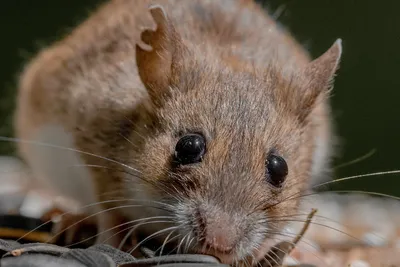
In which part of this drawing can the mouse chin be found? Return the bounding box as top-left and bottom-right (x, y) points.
(134, 228), (277, 265)
(194, 238), (277, 265)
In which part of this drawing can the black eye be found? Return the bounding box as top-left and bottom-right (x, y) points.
(174, 133), (206, 165)
(265, 154), (288, 188)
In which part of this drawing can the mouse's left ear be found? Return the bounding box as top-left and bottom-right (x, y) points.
(298, 39), (342, 120)
(306, 39), (342, 89)
(136, 5), (188, 108)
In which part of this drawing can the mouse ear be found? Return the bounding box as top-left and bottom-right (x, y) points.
(298, 39), (342, 121)
(136, 5), (186, 107)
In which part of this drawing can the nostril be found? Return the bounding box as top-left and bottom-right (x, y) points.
(195, 208), (238, 253)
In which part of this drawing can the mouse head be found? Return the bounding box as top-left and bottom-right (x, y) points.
(126, 5), (342, 264)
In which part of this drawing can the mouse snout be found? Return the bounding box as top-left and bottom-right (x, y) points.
(196, 208), (240, 252)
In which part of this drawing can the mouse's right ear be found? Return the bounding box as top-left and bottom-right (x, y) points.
(296, 39), (342, 122)
(136, 5), (187, 108)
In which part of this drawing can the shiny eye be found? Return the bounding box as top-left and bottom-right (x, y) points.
(265, 154), (288, 188)
(174, 133), (206, 165)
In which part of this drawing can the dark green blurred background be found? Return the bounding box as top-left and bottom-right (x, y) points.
(0, 1), (399, 196)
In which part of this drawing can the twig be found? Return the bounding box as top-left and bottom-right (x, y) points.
(291, 208), (317, 250)
(259, 208), (318, 267)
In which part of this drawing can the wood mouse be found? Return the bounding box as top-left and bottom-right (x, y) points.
(13, 0), (342, 265)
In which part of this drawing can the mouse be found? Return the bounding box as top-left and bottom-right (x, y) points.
(13, 0), (342, 265)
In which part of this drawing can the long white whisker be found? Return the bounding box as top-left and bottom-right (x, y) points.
(118, 220), (144, 250)
(0, 136), (141, 173)
(267, 169), (400, 212)
(70, 163), (178, 200)
(267, 235), (325, 266)
(185, 235), (195, 253)
(270, 219), (363, 244)
(47, 204), (168, 244)
(129, 225), (182, 254)
(118, 132), (138, 149)
(17, 198), (171, 242)
(158, 228), (178, 256)
(308, 190), (400, 201)
(333, 148), (376, 170)
(313, 170), (400, 190)
(176, 232), (190, 254)
(68, 217), (173, 248)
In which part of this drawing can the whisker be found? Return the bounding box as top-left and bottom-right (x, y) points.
(270, 219), (363, 244)
(109, 220), (175, 251)
(67, 217), (173, 248)
(313, 170), (400, 190)
(259, 209), (320, 266)
(103, 220), (169, 248)
(117, 218), (177, 251)
(129, 225), (182, 254)
(121, 115), (148, 141)
(266, 170), (400, 214)
(119, 223), (140, 250)
(255, 254), (265, 267)
(70, 163), (179, 201)
(259, 247), (279, 267)
(259, 238), (296, 267)
(176, 232), (190, 254)
(164, 235), (186, 257)
(1, 161), (178, 210)
(47, 204), (171, 244)
(333, 148), (376, 170)
(184, 235), (195, 253)
(247, 252), (256, 267)
(263, 236), (324, 267)
(321, 190), (400, 200)
(157, 228), (179, 256)
(0, 136), (142, 174)
(118, 132), (139, 150)
(95, 188), (175, 206)
(0, 137), (182, 203)
(242, 254), (251, 267)
(265, 212), (341, 222)
(252, 253), (262, 267)
(16, 198), (171, 242)
(285, 190), (400, 210)
(265, 229), (319, 254)
(162, 233), (186, 257)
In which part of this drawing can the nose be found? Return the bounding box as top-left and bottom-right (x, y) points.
(197, 209), (239, 252)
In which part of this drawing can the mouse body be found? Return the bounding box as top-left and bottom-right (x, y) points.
(14, 0), (342, 265)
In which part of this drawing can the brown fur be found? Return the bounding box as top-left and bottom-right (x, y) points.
(14, 0), (341, 265)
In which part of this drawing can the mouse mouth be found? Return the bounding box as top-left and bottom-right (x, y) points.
(204, 240), (278, 265)
(136, 230), (237, 263)
(194, 233), (279, 265)
(135, 230), (275, 265)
